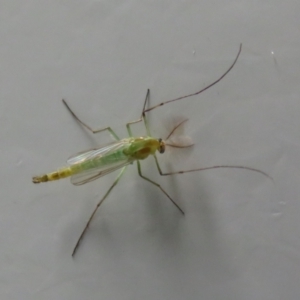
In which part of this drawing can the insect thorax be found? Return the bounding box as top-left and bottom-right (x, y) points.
(124, 137), (161, 160)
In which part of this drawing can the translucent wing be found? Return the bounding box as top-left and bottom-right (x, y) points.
(67, 140), (130, 165)
(67, 139), (133, 186)
(70, 160), (132, 185)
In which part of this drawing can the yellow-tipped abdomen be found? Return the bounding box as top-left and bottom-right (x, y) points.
(32, 166), (73, 183)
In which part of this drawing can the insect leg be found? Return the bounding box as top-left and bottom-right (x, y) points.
(72, 166), (127, 257)
(137, 161), (184, 214)
(143, 44), (242, 114)
(62, 99), (120, 140)
(126, 89), (151, 137)
(153, 155), (273, 181)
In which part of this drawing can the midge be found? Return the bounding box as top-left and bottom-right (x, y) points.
(33, 44), (271, 256)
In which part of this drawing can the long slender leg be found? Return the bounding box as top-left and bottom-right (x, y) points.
(72, 167), (127, 256)
(144, 44), (242, 114)
(153, 155), (273, 181)
(126, 89), (151, 137)
(62, 99), (120, 140)
(137, 161), (184, 214)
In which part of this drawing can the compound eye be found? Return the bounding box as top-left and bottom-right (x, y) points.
(158, 138), (165, 154)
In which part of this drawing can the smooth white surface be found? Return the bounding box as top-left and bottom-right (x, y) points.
(1, 1), (300, 299)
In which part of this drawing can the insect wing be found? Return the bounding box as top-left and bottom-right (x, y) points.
(70, 160), (131, 185)
(67, 140), (132, 186)
(67, 140), (128, 165)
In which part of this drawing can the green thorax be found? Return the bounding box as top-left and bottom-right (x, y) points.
(123, 137), (160, 160)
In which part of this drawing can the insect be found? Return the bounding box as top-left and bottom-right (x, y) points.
(32, 44), (271, 256)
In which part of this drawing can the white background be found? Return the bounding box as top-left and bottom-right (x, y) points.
(1, 1), (300, 299)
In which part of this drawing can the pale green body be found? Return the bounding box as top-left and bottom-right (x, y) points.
(33, 137), (163, 185)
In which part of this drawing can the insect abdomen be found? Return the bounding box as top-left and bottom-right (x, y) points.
(69, 148), (128, 173)
(32, 167), (73, 183)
